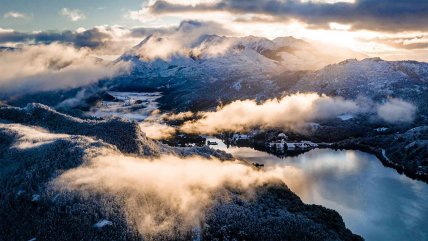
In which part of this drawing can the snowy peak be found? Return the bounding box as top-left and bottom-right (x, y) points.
(121, 34), (363, 74)
(234, 35), (277, 52)
(273, 36), (306, 47)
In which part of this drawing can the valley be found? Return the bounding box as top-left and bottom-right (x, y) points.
(56, 89), (428, 240)
(1, 24), (428, 241)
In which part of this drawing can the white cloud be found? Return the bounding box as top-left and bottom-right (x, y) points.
(179, 94), (417, 134)
(0, 123), (69, 149)
(0, 43), (130, 95)
(53, 151), (286, 237)
(0, 28), (14, 33)
(60, 8), (86, 22)
(127, 21), (233, 61)
(180, 93), (363, 134)
(139, 122), (176, 140)
(3, 11), (26, 19)
(377, 99), (417, 123)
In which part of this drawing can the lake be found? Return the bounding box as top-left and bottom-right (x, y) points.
(207, 138), (428, 241)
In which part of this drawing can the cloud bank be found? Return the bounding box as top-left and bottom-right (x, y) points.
(377, 98), (417, 123)
(139, 122), (176, 140)
(0, 43), (130, 95)
(145, 0), (428, 32)
(53, 150), (287, 238)
(0, 26), (133, 54)
(180, 93), (360, 134)
(129, 20), (234, 61)
(0, 21), (232, 57)
(179, 93), (416, 134)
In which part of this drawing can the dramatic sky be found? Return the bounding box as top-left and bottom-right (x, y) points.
(1, 0), (428, 61)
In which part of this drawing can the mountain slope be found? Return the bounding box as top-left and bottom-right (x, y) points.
(113, 34), (364, 111)
(292, 58), (428, 97)
(0, 105), (362, 241)
(290, 58), (428, 121)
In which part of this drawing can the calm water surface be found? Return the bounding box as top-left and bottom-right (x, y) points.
(208, 138), (428, 241)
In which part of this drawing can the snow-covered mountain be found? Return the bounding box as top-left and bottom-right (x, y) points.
(290, 58), (428, 121)
(114, 33), (364, 110)
(116, 34), (428, 114)
(121, 33), (363, 76)
(292, 58), (428, 98)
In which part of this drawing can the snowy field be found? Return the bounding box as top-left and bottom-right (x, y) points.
(87, 92), (162, 121)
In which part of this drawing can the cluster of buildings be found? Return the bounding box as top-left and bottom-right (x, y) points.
(267, 133), (319, 152)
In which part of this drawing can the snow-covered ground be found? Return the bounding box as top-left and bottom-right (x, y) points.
(87, 92), (162, 121)
(93, 220), (113, 229)
(337, 114), (354, 121)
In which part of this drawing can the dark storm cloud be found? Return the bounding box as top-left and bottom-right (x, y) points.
(0, 28), (111, 48)
(0, 20), (231, 49)
(129, 25), (180, 38)
(148, 0), (428, 32)
(130, 20), (232, 37)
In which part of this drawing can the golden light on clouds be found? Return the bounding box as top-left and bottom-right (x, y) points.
(301, 0), (355, 3)
(122, 0), (428, 62)
(227, 19), (428, 61)
(329, 22), (352, 31)
(123, 1), (424, 62)
(228, 20), (361, 51)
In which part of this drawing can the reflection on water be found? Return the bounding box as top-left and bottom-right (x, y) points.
(208, 138), (428, 241)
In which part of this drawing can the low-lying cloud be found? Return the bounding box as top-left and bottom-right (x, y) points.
(139, 122), (176, 140)
(377, 98), (417, 123)
(130, 20), (233, 61)
(0, 20), (234, 60)
(160, 111), (195, 121)
(53, 151), (284, 238)
(180, 93), (360, 134)
(179, 93), (416, 134)
(138, 110), (195, 140)
(0, 123), (69, 149)
(0, 43), (130, 95)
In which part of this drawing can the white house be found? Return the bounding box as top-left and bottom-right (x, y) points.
(278, 133), (288, 140)
(268, 140), (318, 151)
